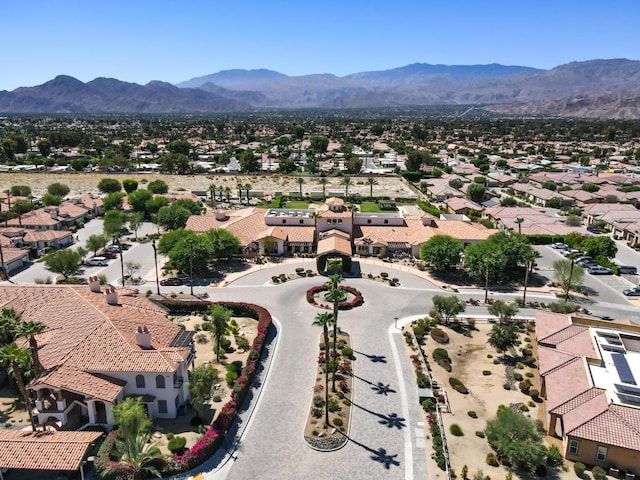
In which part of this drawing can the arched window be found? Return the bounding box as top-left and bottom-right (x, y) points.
(156, 375), (165, 389)
(135, 375), (145, 388)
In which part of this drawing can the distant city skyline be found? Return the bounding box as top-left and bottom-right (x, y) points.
(2, 0), (639, 91)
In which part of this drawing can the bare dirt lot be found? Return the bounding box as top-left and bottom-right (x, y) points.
(0, 172), (417, 199)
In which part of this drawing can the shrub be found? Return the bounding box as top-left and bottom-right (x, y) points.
(311, 408), (323, 418)
(486, 452), (499, 467)
(530, 389), (540, 401)
(519, 379), (532, 394)
(546, 444), (563, 466)
(422, 398), (437, 412)
(332, 418), (343, 427)
(168, 436), (187, 453)
(535, 464), (547, 477)
(482, 370), (491, 376)
(592, 466), (606, 480)
(341, 346), (353, 358)
(450, 424), (464, 436)
(166, 432), (175, 440)
(313, 395), (325, 407)
(503, 383), (511, 390)
(417, 373), (431, 388)
(430, 327), (450, 344)
(467, 411), (478, 419)
(328, 398), (340, 413)
(514, 373), (523, 381)
(549, 301), (579, 314)
(519, 404), (529, 412)
(449, 377), (469, 394)
(212, 395), (222, 403)
(573, 462), (586, 477)
(475, 430), (485, 438)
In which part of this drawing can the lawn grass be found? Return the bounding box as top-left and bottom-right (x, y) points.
(359, 202), (382, 212)
(284, 201), (311, 209)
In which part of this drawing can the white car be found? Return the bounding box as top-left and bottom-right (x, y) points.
(85, 256), (108, 267)
(551, 242), (568, 249)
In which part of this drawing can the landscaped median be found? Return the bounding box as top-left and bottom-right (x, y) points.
(94, 300), (274, 478)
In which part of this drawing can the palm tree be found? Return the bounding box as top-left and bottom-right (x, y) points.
(296, 176), (305, 198)
(209, 304), (231, 362)
(0, 343), (36, 432)
(515, 217), (524, 235)
(318, 177), (328, 199)
(236, 182), (243, 201)
(341, 175), (352, 197)
(366, 176), (378, 198)
(325, 284), (346, 392)
(225, 186), (231, 202)
(208, 184), (217, 206)
(0, 307), (21, 346)
(244, 183), (252, 202)
(108, 432), (162, 480)
(312, 312), (334, 425)
(18, 321), (46, 374)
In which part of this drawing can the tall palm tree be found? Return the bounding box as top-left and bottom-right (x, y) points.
(341, 175), (352, 197)
(225, 186), (231, 202)
(236, 182), (243, 201)
(0, 307), (21, 346)
(325, 283), (346, 393)
(312, 312), (334, 426)
(18, 321), (46, 375)
(515, 217), (524, 235)
(208, 184), (217, 206)
(209, 305), (231, 362)
(244, 183), (252, 202)
(0, 343), (36, 432)
(108, 432), (162, 480)
(366, 176), (378, 198)
(296, 176), (305, 198)
(318, 177), (328, 199)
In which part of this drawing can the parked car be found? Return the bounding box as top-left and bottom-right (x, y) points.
(619, 265), (638, 275)
(575, 256), (593, 263)
(563, 249), (581, 257)
(552, 242), (569, 250)
(587, 266), (612, 275)
(587, 225), (602, 234)
(160, 277), (183, 286)
(104, 245), (120, 253)
(101, 251), (118, 259)
(120, 243), (132, 250)
(623, 287), (640, 296)
(85, 256), (108, 267)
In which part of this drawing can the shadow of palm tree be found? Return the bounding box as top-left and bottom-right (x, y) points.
(347, 397), (406, 429)
(353, 349), (387, 363)
(336, 431), (401, 469)
(349, 373), (396, 395)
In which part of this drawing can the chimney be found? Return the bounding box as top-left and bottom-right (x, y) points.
(88, 275), (101, 293)
(135, 325), (152, 349)
(214, 210), (228, 221)
(104, 286), (118, 306)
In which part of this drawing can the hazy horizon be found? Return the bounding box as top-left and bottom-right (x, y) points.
(3, 0), (639, 90)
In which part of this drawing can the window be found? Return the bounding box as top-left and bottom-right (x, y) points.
(299, 219), (304, 224)
(337, 219), (342, 224)
(282, 219), (287, 224)
(156, 375), (165, 389)
(367, 219), (371, 224)
(384, 219), (389, 224)
(135, 375), (145, 388)
(158, 400), (167, 414)
(596, 446), (607, 461)
(568, 439), (579, 455)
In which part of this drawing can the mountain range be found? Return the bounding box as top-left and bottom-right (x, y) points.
(1, 59), (639, 118)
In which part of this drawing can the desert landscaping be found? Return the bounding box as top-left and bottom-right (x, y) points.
(0, 172), (417, 199)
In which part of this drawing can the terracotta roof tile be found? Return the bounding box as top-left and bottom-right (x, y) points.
(32, 366), (126, 402)
(0, 430), (102, 471)
(570, 405), (640, 450)
(538, 346), (579, 376)
(562, 391), (610, 433)
(545, 358), (592, 411)
(550, 387), (604, 415)
(540, 324), (588, 346)
(535, 311), (571, 341)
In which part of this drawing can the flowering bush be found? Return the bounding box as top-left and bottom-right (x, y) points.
(339, 380), (349, 393)
(160, 301), (273, 473)
(313, 384), (324, 393)
(305, 285), (364, 309)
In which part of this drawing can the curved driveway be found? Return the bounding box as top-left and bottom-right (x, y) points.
(202, 265), (436, 480)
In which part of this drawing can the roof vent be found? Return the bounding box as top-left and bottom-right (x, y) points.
(88, 275), (101, 293)
(104, 286), (118, 306)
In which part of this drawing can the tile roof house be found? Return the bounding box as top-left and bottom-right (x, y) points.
(0, 281), (194, 430)
(536, 312), (640, 472)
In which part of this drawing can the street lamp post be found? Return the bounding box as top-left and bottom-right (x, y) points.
(113, 236), (125, 287)
(152, 239), (160, 295)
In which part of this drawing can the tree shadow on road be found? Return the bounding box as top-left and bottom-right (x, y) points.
(347, 398), (406, 429)
(336, 431), (401, 469)
(352, 349), (387, 363)
(350, 373), (396, 395)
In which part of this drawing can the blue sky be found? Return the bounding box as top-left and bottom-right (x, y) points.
(3, 0), (638, 90)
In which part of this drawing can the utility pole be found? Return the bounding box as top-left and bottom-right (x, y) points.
(565, 258), (575, 302)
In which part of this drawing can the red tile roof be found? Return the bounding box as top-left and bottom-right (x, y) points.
(0, 430), (102, 471)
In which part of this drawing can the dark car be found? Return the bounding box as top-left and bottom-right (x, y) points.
(160, 277), (183, 286)
(120, 243), (132, 250)
(623, 287), (640, 296)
